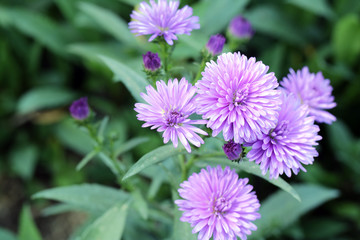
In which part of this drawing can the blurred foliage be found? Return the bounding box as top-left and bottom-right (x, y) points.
(0, 0), (360, 239)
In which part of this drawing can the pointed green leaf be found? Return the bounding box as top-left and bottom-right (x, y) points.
(0, 228), (17, 240)
(79, 2), (137, 45)
(193, 0), (250, 35)
(0, 7), (66, 54)
(197, 158), (300, 201)
(68, 42), (129, 63)
(79, 202), (129, 240)
(132, 189), (148, 220)
(332, 14), (360, 65)
(287, 0), (334, 19)
(115, 137), (149, 157)
(244, 5), (306, 45)
(117, 0), (143, 6)
(122, 145), (186, 181)
(97, 116), (109, 139)
(33, 184), (130, 214)
(76, 150), (99, 171)
(55, 119), (94, 155)
(41, 203), (84, 217)
(17, 86), (75, 114)
(99, 55), (148, 102)
(249, 184), (339, 239)
(98, 152), (123, 176)
(18, 205), (42, 240)
(10, 145), (38, 180)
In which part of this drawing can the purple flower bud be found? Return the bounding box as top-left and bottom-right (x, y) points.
(143, 51), (161, 71)
(69, 97), (90, 120)
(222, 140), (242, 160)
(206, 34), (226, 55)
(229, 16), (254, 39)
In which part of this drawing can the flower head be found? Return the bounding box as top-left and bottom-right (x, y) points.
(129, 0), (200, 45)
(229, 16), (254, 39)
(143, 51), (161, 71)
(69, 97), (90, 120)
(175, 165), (261, 240)
(134, 78), (207, 152)
(196, 52), (281, 144)
(246, 92), (322, 179)
(281, 66), (336, 124)
(223, 140), (242, 161)
(206, 34), (226, 56)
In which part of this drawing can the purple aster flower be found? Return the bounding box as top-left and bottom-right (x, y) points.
(175, 165), (261, 240)
(206, 34), (226, 56)
(196, 52), (281, 144)
(69, 97), (90, 120)
(134, 78), (207, 152)
(223, 140), (242, 161)
(129, 0), (200, 45)
(281, 66), (336, 124)
(229, 16), (254, 39)
(246, 92), (322, 179)
(143, 51), (161, 71)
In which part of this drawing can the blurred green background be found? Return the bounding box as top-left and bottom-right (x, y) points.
(0, 0), (360, 239)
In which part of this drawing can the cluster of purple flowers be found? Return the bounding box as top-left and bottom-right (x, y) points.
(124, 1), (337, 239)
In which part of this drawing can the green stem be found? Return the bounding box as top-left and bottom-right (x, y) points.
(194, 53), (212, 84)
(179, 154), (187, 181)
(184, 155), (196, 171)
(84, 123), (135, 191)
(85, 124), (101, 146)
(158, 38), (175, 80)
(158, 40), (170, 79)
(194, 58), (206, 83)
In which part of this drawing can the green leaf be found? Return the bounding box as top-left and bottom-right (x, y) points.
(0, 6), (66, 54)
(302, 218), (348, 239)
(10, 145), (38, 180)
(244, 5), (306, 45)
(99, 55), (148, 103)
(122, 145), (186, 181)
(327, 120), (360, 173)
(197, 158), (301, 201)
(332, 14), (360, 65)
(287, 0), (334, 19)
(33, 184), (130, 214)
(41, 203), (84, 217)
(131, 189), (149, 220)
(0, 6), (13, 27)
(193, 0), (250, 35)
(68, 42), (129, 63)
(78, 202), (129, 240)
(76, 149), (99, 171)
(176, 33), (208, 58)
(55, 119), (94, 155)
(327, 120), (353, 150)
(18, 205), (42, 240)
(117, 0), (143, 6)
(115, 137), (149, 157)
(78, 2), (137, 46)
(249, 184), (339, 239)
(97, 116), (109, 139)
(98, 152), (123, 176)
(172, 190), (197, 240)
(0, 228), (17, 240)
(260, 43), (286, 75)
(17, 86), (75, 114)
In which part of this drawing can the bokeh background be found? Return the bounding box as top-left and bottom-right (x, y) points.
(1, 0), (360, 239)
